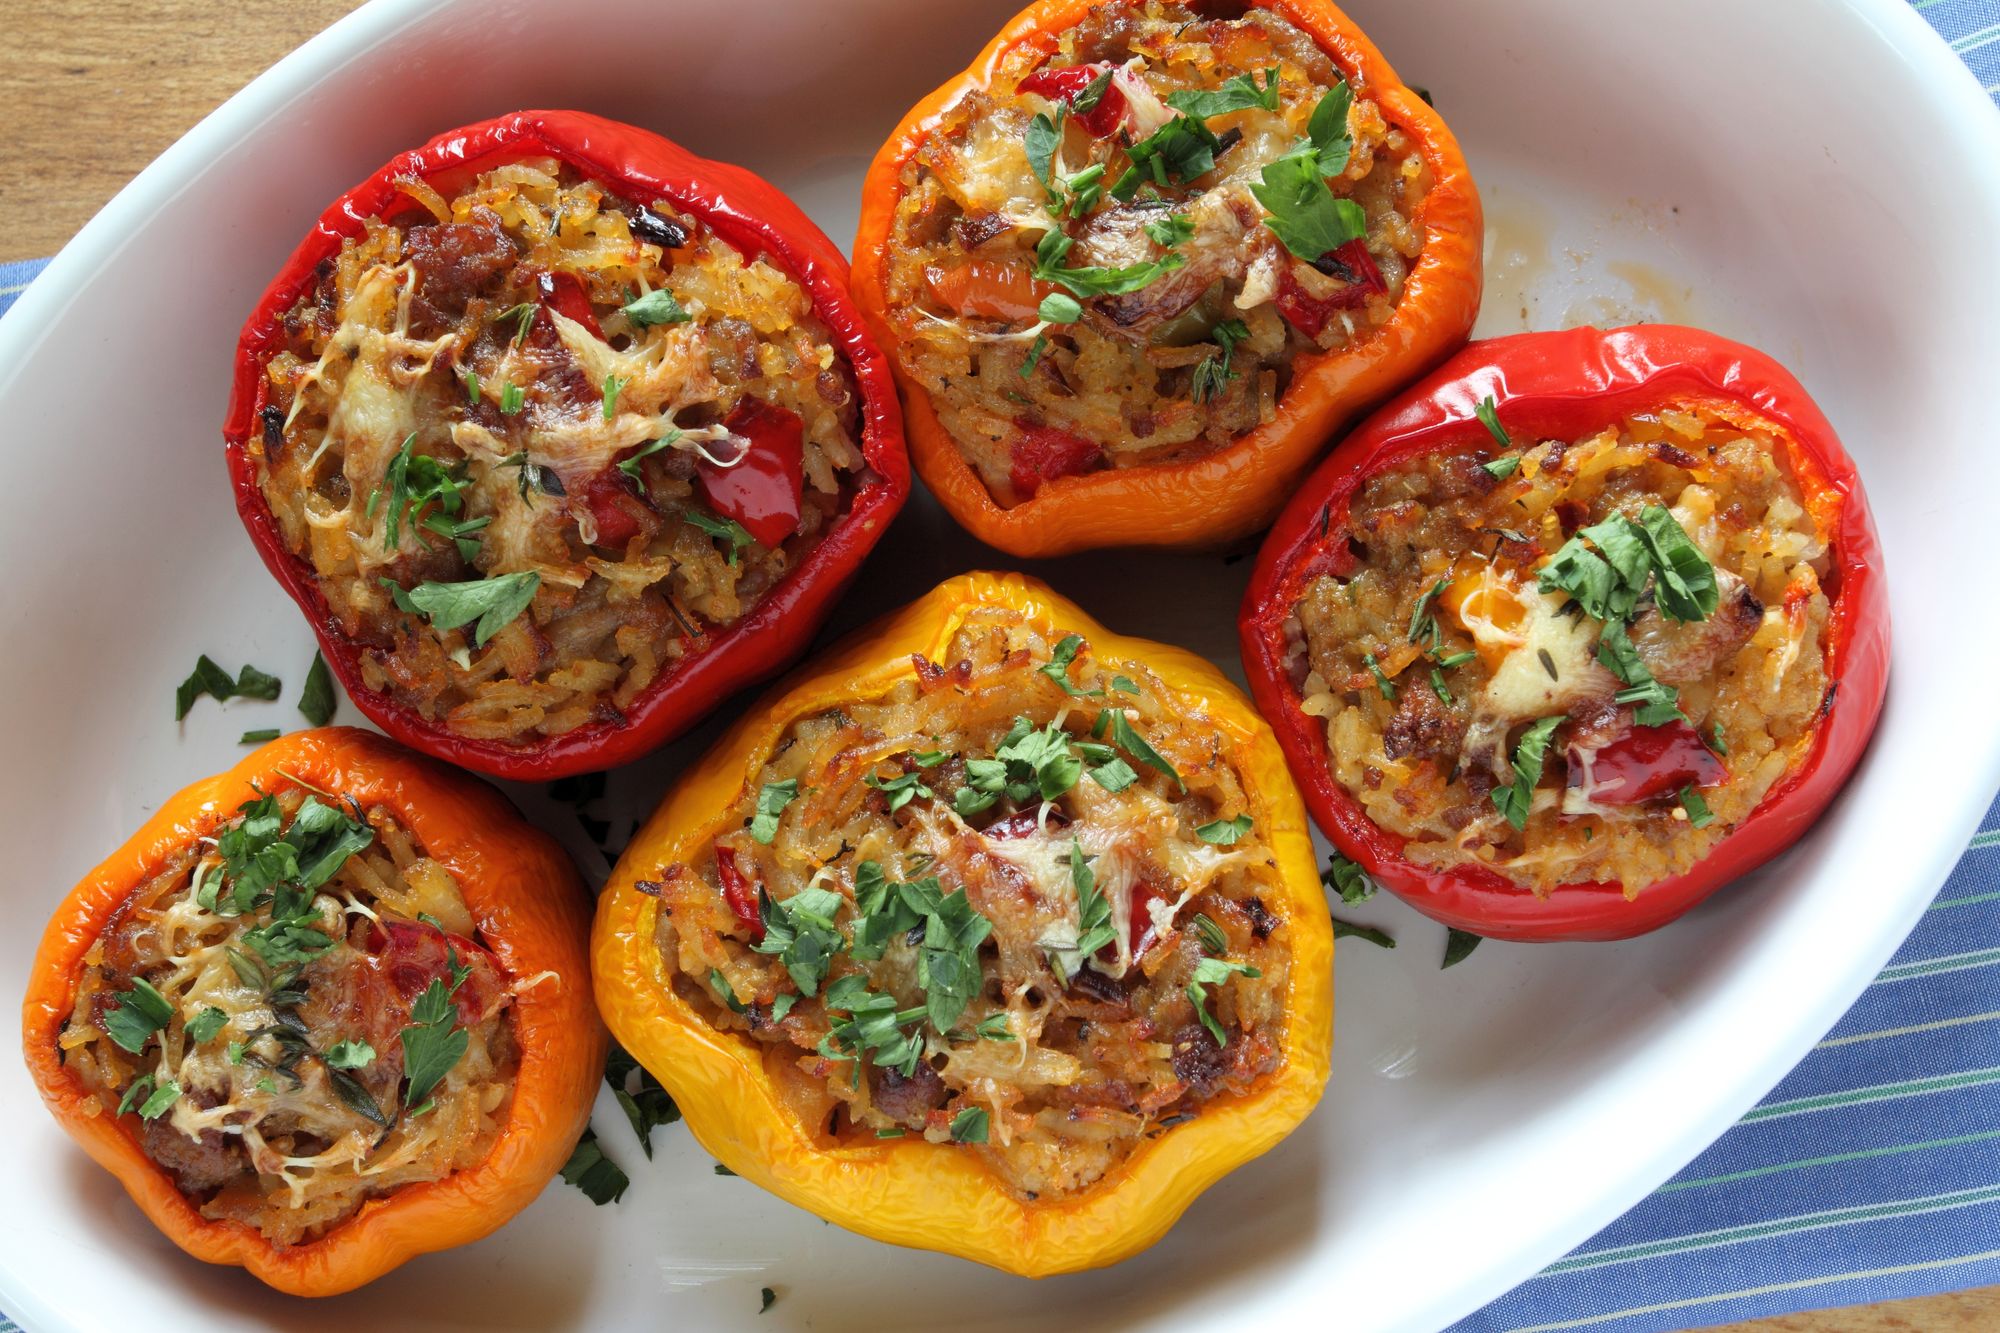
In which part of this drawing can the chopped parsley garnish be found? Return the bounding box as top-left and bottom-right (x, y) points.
(959, 716), (1086, 813)
(753, 887), (845, 996)
(1635, 505), (1720, 621)
(622, 288), (692, 327)
(1196, 814), (1253, 845)
(1249, 80), (1364, 261)
(185, 1006), (229, 1045)
(847, 861), (925, 963)
(1111, 114), (1227, 201)
(1031, 227), (1186, 301)
(1442, 928), (1483, 969)
(1491, 715), (1564, 831)
(602, 374), (627, 422)
(1596, 620), (1687, 726)
(708, 969), (748, 1013)
(683, 506), (755, 565)
(761, 1287), (777, 1315)
(606, 1041), (681, 1158)
(298, 650), (337, 726)
(380, 432), (474, 554)
(118, 1075), (182, 1121)
(1047, 841), (1117, 982)
(399, 975), (470, 1110)
(1475, 395), (1511, 448)
(1144, 213), (1197, 247)
(382, 571), (540, 647)
(749, 780), (799, 844)
(1481, 455), (1522, 480)
(864, 766), (933, 813)
(1192, 912), (1228, 956)
(1190, 319), (1250, 404)
(323, 1039), (375, 1070)
(1321, 851), (1377, 904)
(1679, 785), (1716, 828)
(915, 886), (993, 1033)
(1711, 723), (1730, 756)
(240, 728), (281, 745)
(818, 974), (928, 1080)
(1095, 707), (1183, 789)
(1164, 67), (1281, 119)
(560, 1125), (630, 1205)
(949, 1106), (991, 1144)
(1039, 291), (1084, 324)
(1026, 111), (1063, 198)
(1186, 956), (1261, 1046)
(1332, 918), (1396, 949)
(1039, 634), (1103, 698)
(1539, 507), (1714, 624)
(175, 655), (283, 721)
(974, 1012), (1015, 1041)
(104, 978), (174, 1054)
(615, 428), (685, 497)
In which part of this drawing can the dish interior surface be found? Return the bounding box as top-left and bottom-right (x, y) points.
(0, 0), (1995, 1329)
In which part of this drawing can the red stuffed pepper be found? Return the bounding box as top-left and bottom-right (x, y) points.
(224, 110), (908, 780)
(1239, 326), (1888, 941)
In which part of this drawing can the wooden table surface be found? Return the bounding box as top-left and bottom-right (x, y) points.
(1, 2), (1995, 1330)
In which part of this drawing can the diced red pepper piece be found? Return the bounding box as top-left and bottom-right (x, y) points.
(537, 270), (602, 338)
(712, 845), (765, 940)
(582, 464), (645, 547)
(696, 398), (805, 548)
(980, 806), (1073, 840)
(1126, 879), (1169, 958)
(364, 918), (507, 1027)
(1273, 240), (1388, 337)
(1009, 420), (1105, 499)
(1016, 63), (1128, 138)
(1568, 717), (1726, 806)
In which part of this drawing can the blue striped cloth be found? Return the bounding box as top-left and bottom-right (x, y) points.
(2, 6), (1996, 1328)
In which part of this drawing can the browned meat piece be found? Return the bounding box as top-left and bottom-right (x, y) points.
(870, 1062), (948, 1127)
(405, 209), (515, 330)
(1072, 193), (1252, 339)
(1383, 681), (1463, 762)
(140, 1097), (244, 1195)
(1629, 567), (1763, 684)
(1170, 1022), (1231, 1097)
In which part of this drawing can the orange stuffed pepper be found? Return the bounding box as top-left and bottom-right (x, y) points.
(593, 571), (1333, 1274)
(852, 0), (1481, 555)
(20, 728), (602, 1296)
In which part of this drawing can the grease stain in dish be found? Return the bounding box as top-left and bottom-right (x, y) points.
(1481, 186), (1701, 334)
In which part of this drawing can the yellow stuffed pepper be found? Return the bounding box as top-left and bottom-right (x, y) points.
(592, 571), (1333, 1274)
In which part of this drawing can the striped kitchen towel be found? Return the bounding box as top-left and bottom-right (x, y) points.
(1, 5), (1995, 1332)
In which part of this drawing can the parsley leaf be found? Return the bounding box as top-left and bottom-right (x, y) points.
(1475, 395), (1511, 448)
(1096, 708), (1182, 789)
(975, 1012), (1015, 1041)
(753, 887), (845, 996)
(865, 766), (933, 813)
(1636, 505), (1719, 621)
(1067, 840), (1118, 964)
(1039, 634), (1104, 698)
(1306, 78), (1355, 168)
(185, 1007), (229, 1046)
(240, 728), (281, 745)
(749, 780), (799, 844)
(1442, 928), (1483, 969)
(623, 288), (692, 327)
(1321, 851), (1377, 904)
(1251, 147), (1367, 262)
(399, 977), (469, 1108)
(1596, 620), (1687, 726)
(1196, 814), (1253, 845)
(1481, 455), (1522, 480)
(1111, 115), (1225, 200)
(949, 1106), (990, 1144)
(606, 1042), (681, 1157)
(917, 886), (993, 1033)
(1333, 918), (1396, 948)
(1186, 956), (1261, 1046)
(175, 656), (284, 721)
(1165, 67), (1281, 120)
(297, 650), (337, 726)
(1025, 111), (1062, 195)
(616, 429), (685, 497)
(560, 1125), (630, 1205)
(391, 572), (540, 647)
(1491, 716), (1564, 831)
(122, 1076), (182, 1120)
(104, 978), (174, 1054)
(1679, 784), (1716, 828)
(1032, 227), (1185, 300)
(602, 374), (627, 422)
(1143, 212), (1196, 247)
(323, 1039), (375, 1069)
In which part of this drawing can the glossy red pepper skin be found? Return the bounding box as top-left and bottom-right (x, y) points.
(1239, 325), (1890, 942)
(1573, 717), (1728, 805)
(1010, 420), (1105, 498)
(1016, 63), (1127, 137)
(698, 398), (806, 547)
(222, 110), (909, 781)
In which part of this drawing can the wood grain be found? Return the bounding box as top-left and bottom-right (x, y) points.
(0, 3), (1993, 1331)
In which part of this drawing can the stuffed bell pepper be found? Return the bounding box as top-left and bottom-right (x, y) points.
(1240, 326), (1889, 941)
(21, 729), (603, 1295)
(225, 110), (908, 780)
(852, 0), (1481, 555)
(593, 571), (1332, 1273)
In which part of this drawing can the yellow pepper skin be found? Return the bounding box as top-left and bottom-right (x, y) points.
(592, 571), (1333, 1275)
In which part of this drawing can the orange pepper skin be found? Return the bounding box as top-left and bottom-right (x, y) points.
(851, 0), (1483, 557)
(592, 571), (1334, 1275)
(19, 728), (604, 1296)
